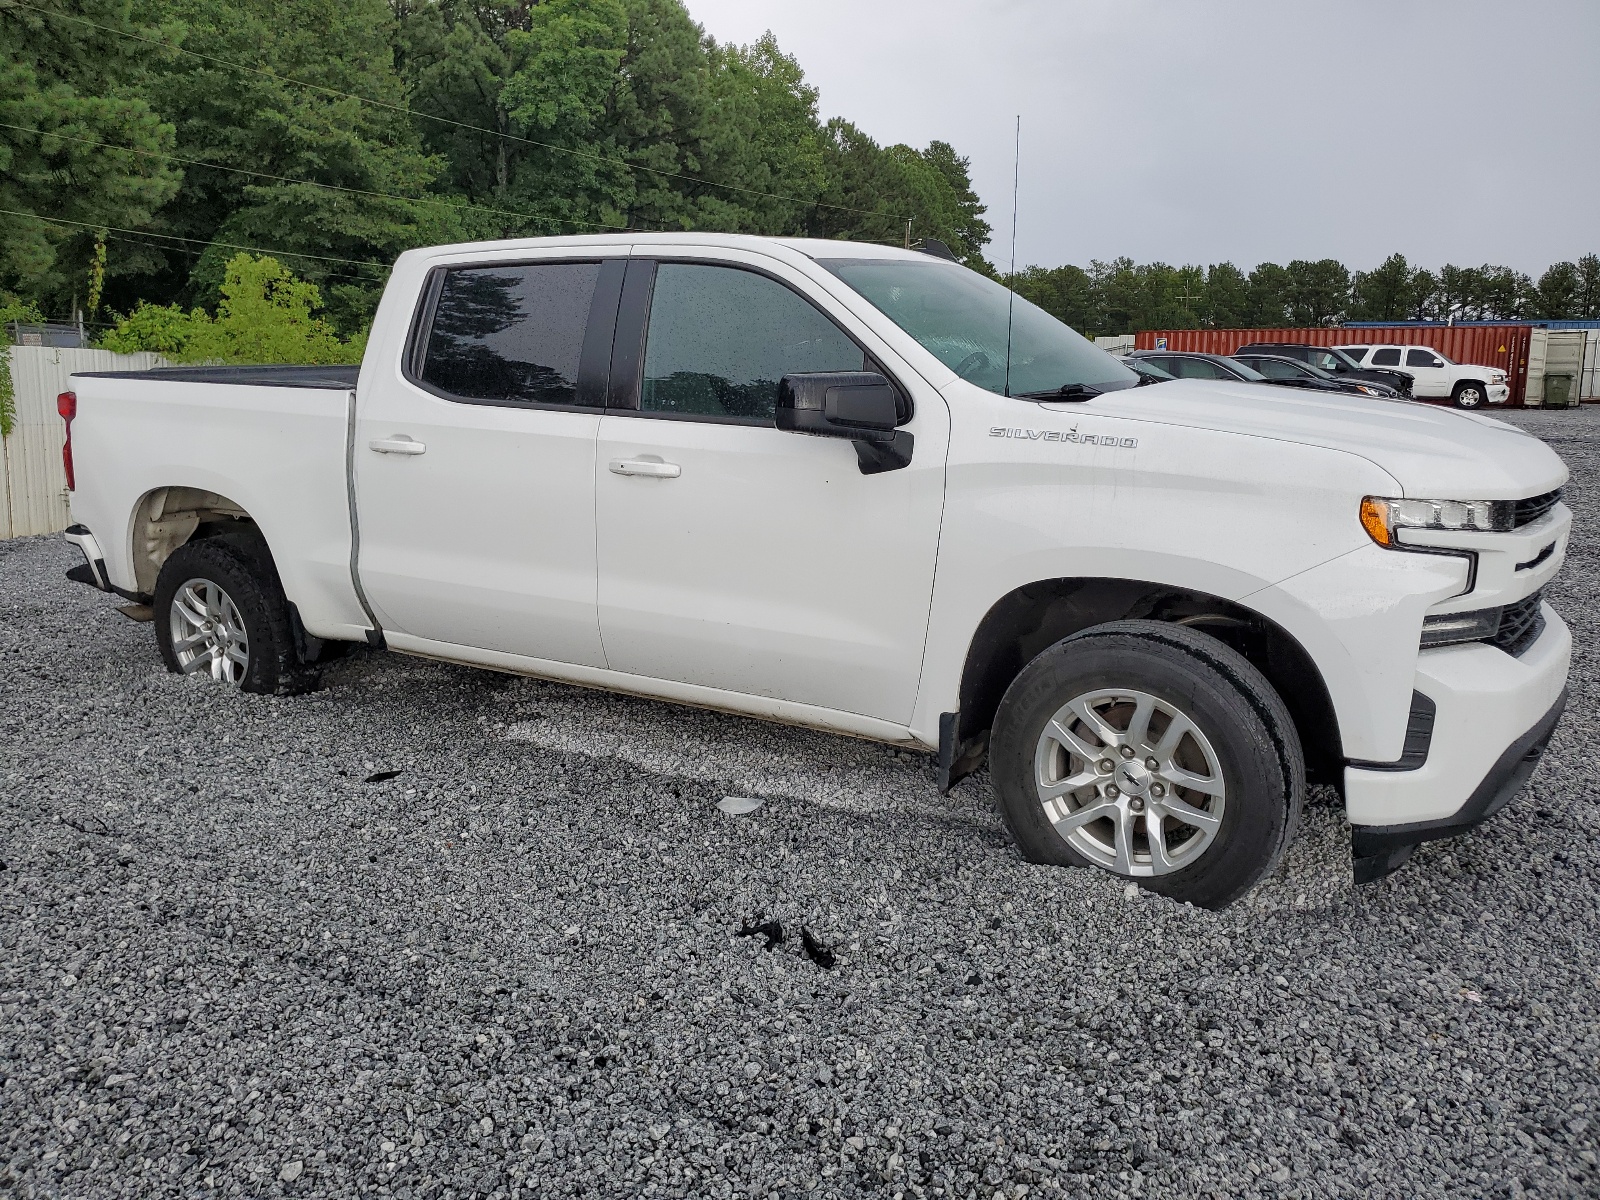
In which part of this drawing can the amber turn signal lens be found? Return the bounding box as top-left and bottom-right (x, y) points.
(1359, 496), (1392, 547)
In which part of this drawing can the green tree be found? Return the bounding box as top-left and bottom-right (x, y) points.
(141, 0), (464, 330)
(1282, 258), (1350, 325)
(917, 140), (992, 268)
(1350, 253), (1416, 322)
(1534, 261), (1580, 319)
(101, 253), (362, 363)
(702, 33), (827, 236)
(393, 0), (531, 208)
(1244, 262), (1291, 326)
(1408, 269), (1439, 322)
(0, 294), (47, 436)
(1200, 263), (1250, 328)
(1576, 254), (1600, 319)
(0, 0), (182, 310)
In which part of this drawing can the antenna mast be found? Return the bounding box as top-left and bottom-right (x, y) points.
(1003, 115), (1021, 397)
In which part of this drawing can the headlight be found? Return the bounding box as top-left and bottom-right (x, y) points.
(1354, 385), (1384, 395)
(1359, 495), (1512, 546)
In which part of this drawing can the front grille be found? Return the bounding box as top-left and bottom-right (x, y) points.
(1492, 590), (1545, 657)
(1513, 489), (1562, 528)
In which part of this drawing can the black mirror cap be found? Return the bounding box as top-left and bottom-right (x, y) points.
(911, 238), (959, 262)
(777, 372), (898, 441)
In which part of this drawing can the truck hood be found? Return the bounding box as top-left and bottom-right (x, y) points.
(1044, 379), (1568, 499)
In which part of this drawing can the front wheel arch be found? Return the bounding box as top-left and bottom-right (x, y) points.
(951, 578), (1344, 787)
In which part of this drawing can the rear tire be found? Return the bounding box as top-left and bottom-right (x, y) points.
(153, 537), (320, 695)
(1453, 382), (1486, 408)
(990, 620), (1304, 909)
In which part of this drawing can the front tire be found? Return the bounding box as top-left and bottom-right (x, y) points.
(1453, 382), (1485, 408)
(990, 620), (1304, 909)
(154, 537), (319, 695)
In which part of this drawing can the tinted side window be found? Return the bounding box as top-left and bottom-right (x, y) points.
(640, 264), (864, 421)
(1174, 358), (1227, 380)
(1308, 350), (1343, 371)
(1255, 358), (1301, 380)
(420, 262), (601, 405)
(1406, 348), (1441, 368)
(1371, 348), (1402, 366)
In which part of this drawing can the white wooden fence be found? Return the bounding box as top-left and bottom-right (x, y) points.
(2, 346), (164, 539)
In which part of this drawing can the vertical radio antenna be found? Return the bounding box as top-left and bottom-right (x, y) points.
(1003, 114), (1021, 397)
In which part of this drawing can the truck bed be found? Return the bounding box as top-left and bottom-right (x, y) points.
(65, 367), (370, 642)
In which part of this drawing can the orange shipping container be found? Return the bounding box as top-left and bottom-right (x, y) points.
(1132, 326), (1535, 406)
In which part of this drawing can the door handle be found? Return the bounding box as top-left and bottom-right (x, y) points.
(370, 436), (426, 456)
(609, 458), (681, 479)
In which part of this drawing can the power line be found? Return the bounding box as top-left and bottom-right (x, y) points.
(0, 119), (630, 234)
(8, 0), (908, 224)
(0, 206), (393, 274)
(98, 228), (376, 288)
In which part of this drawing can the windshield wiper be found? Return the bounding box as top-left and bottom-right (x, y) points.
(1013, 382), (1102, 402)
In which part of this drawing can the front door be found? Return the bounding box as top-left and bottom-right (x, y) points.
(1403, 346), (1449, 398)
(354, 252), (625, 667)
(594, 253), (948, 724)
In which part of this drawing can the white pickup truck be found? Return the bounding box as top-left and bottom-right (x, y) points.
(1338, 343), (1512, 408)
(58, 234), (1571, 907)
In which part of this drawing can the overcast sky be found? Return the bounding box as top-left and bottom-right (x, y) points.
(683, 0), (1599, 276)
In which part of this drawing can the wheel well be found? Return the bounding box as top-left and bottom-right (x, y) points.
(129, 487), (263, 595)
(955, 579), (1345, 785)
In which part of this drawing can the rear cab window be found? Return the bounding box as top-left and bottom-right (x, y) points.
(411, 260), (614, 407)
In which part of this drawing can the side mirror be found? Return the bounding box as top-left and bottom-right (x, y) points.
(777, 371), (913, 474)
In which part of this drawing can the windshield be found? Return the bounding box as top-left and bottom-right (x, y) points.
(817, 257), (1138, 396)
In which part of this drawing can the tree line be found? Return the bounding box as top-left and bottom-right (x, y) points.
(3, 0), (1596, 351)
(2, 0), (990, 334)
(1009, 252), (1600, 340)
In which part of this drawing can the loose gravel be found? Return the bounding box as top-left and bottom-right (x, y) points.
(3, 406), (1599, 1200)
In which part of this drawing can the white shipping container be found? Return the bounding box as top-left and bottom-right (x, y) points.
(2, 346), (164, 539)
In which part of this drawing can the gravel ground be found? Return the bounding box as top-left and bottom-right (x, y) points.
(3, 406), (1599, 1200)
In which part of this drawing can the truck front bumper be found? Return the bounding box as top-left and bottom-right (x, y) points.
(1345, 605), (1571, 882)
(1489, 383), (1510, 404)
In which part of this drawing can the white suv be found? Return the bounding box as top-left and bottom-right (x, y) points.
(1339, 344), (1509, 408)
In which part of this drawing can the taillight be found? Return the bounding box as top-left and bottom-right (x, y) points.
(58, 391), (77, 491)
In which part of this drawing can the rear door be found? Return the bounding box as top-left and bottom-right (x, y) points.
(593, 250), (949, 724)
(354, 249), (625, 666)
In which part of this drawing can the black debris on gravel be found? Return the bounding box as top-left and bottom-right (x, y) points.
(737, 915), (786, 950)
(364, 769), (403, 783)
(800, 928), (837, 971)
(1, 408), (1598, 1199)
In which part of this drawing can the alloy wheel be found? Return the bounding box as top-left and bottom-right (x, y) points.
(1033, 688), (1227, 876)
(168, 578), (250, 684)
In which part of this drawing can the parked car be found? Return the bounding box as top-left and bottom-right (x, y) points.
(1125, 350), (1268, 383)
(1339, 344), (1509, 408)
(1233, 342), (1414, 396)
(58, 233), (1572, 907)
(1230, 354), (1403, 398)
(1121, 355), (1175, 383)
